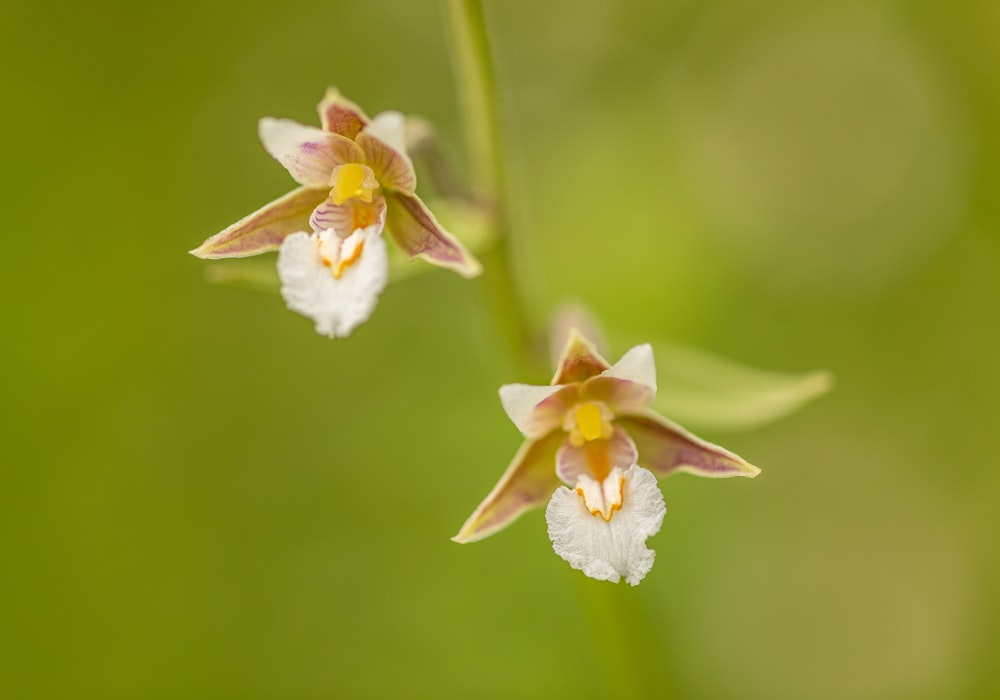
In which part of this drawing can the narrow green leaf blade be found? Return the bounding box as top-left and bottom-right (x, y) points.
(652, 340), (833, 432)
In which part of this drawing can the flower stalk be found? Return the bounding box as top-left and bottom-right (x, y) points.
(443, 0), (504, 200)
(443, 0), (537, 376)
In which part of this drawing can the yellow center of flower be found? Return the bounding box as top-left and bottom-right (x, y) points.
(574, 403), (605, 442)
(331, 163), (376, 206)
(565, 401), (615, 448)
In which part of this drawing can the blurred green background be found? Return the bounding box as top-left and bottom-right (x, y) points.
(3, 0), (998, 698)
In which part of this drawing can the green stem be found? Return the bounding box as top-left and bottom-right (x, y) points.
(576, 580), (682, 700)
(442, 0), (504, 200)
(442, 0), (540, 377)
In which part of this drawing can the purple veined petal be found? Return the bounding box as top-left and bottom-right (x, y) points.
(357, 119), (417, 195)
(384, 192), (482, 277)
(602, 344), (656, 395)
(551, 329), (612, 385)
(498, 383), (568, 439)
(309, 195), (387, 238)
(583, 376), (655, 417)
(523, 384), (581, 438)
(258, 117), (364, 188)
(190, 187), (328, 259)
(317, 88), (370, 139)
(617, 410), (761, 479)
(452, 431), (564, 543)
(556, 426), (638, 485)
(555, 339), (656, 411)
(363, 111), (409, 159)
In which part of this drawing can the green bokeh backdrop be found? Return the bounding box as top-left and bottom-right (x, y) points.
(3, 1), (999, 698)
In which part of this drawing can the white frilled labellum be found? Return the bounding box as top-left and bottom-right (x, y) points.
(545, 464), (666, 585)
(277, 225), (388, 338)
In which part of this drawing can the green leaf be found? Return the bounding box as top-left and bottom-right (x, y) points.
(651, 340), (833, 432)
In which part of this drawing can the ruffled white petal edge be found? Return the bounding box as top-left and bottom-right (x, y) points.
(499, 383), (565, 439)
(546, 465), (665, 585)
(276, 226), (388, 338)
(602, 343), (657, 395)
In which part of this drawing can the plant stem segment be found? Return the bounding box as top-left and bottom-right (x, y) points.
(443, 0), (504, 200)
(443, 0), (539, 377)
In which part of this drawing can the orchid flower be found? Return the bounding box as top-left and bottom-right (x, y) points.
(191, 89), (481, 337)
(454, 331), (760, 585)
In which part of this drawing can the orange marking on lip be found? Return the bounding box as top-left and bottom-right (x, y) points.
(583, 439), (611, 482)
(352, 202), (377, 230)
(575, 474), (625, 522)
(333, 238), (365, 279)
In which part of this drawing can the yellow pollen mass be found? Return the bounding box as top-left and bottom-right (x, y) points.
(332, 163), (374, 205)
(574, 403), (604, 442)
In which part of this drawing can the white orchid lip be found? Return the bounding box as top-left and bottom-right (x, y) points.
(546, 464), (666, 586)
(277, 225), (389, 339)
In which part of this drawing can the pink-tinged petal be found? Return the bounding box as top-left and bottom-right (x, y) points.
(499, 383), (566, 439)
(556, 426), (638, 484)
(317, 88), (370, 139)
(527, 385), (582, 437)
(618, 410), (761, 478)
(364, 111), (409, 157)
(603, 344), (657, 395)
(583, 376), (655, 416)
(190, 187), (328, 259)
(384, 192), (482, 277)
(452, 431), (564, 543)
(551, 329), (612, 385)
(357, 115), (417, 194)
(309, 194), (387, 238)
(258, 117), (363, 188)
